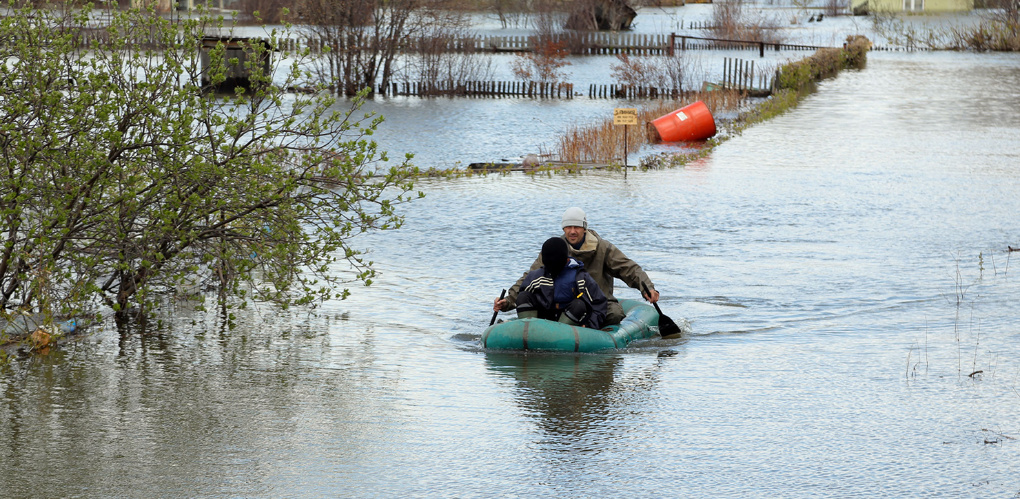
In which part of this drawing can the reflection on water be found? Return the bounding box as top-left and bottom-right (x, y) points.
(484, 351), (687, 448)
(3, 51), (1020, 497)
(485, 353), (626, 439)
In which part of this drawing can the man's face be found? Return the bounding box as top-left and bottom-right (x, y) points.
(563, 226), (585, 246)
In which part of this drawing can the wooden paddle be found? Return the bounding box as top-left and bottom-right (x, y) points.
(490, 289), (506, 326)
(645, 286), (683, 338)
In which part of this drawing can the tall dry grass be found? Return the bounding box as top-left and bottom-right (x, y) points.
(944, 20), (1020, 51)
(870, 11), (1020, 51)
(552, 89), (744, 164)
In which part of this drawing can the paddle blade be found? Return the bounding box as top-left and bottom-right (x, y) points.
(653, 302), (684, 339)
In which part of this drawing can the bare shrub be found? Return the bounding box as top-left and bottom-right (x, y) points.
(532, 3), (565, 35)
(947, 20), (1020, 51)
(610, 53), (658, 88)
(609, 52), (704, 93)
(511, 39), (571, 84)
(237, 0), (289, 24)
(985, 0), (1020, 48)
(488, 0), (531, 28)
(566, 0), (637, 31)
(871, 9), (1019, 51)
(407, 16), (495, 90)
(511, 14), (571, 84)
(484, 0), (568, 30)
(824, 0), (849, 17)
(868, 12), (948, 50)
(298, 0), (461, 96)
(990, 0), (1020, 26)
(711, 0), (786, 44)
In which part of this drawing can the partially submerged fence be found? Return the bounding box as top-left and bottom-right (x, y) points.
(587, 58), (773, 100)
(388, 54), (776, 99)
(475, 32), (674, 55)
(391, 56), (773, 100)
(389, 81), (574, 98)
(720, 57), (774, 95)
(668, 34), (829, 57)
(48, 26), (836, 60)
(281, 32), (830, 58)
(288, 32), (674, 56)
(588, 84), (684, 99)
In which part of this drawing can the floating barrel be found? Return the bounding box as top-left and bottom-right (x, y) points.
(650, 100), (717, 142)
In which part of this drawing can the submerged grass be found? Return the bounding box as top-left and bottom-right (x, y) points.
(906, 251), (1020, 384)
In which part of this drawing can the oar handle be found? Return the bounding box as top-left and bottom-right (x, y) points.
(489, 289), (507, 326)
(640, 283), (656, 304)
(644, 284), (667, 319)
(643, 284), (668, 324)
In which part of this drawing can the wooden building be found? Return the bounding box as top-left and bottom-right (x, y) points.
(852, 0), (974, 13)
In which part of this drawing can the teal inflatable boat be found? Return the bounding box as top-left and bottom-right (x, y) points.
(482, 299), (660, 353)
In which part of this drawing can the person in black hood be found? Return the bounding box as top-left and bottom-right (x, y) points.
(495, 207), (659, 325)
(513, 237), (608, 329)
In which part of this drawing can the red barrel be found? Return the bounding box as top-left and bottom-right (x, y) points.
(650, 101), (716, 142)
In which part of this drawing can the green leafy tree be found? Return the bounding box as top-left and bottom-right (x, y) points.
(0, 3), (419, 319)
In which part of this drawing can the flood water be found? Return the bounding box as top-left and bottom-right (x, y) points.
(3, 39), (1020, 499)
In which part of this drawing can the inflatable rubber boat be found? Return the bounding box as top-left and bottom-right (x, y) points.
(481, 299), (660, 353)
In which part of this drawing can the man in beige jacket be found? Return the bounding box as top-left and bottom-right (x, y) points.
(494, 207), (660, 326)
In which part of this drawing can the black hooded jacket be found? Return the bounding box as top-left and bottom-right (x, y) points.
(517, 257), (608, 329)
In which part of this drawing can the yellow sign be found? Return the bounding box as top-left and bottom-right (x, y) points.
(613, 108), (638, 126)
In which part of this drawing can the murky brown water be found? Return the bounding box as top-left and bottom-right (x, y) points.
(3, 39), (1020, 498)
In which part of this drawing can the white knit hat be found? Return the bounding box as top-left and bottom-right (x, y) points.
(561, 207), (587, 229)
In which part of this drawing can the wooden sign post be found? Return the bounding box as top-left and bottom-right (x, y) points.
(613, 108), (638, 179)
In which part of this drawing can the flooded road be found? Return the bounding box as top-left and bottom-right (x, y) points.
(3, 50), (1020, 497)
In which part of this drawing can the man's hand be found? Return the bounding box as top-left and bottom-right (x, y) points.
(642, 288), (660, 303)
(493, 298), (508, 312)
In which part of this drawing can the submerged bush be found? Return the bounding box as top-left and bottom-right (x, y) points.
(776, 35), (871, 91)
